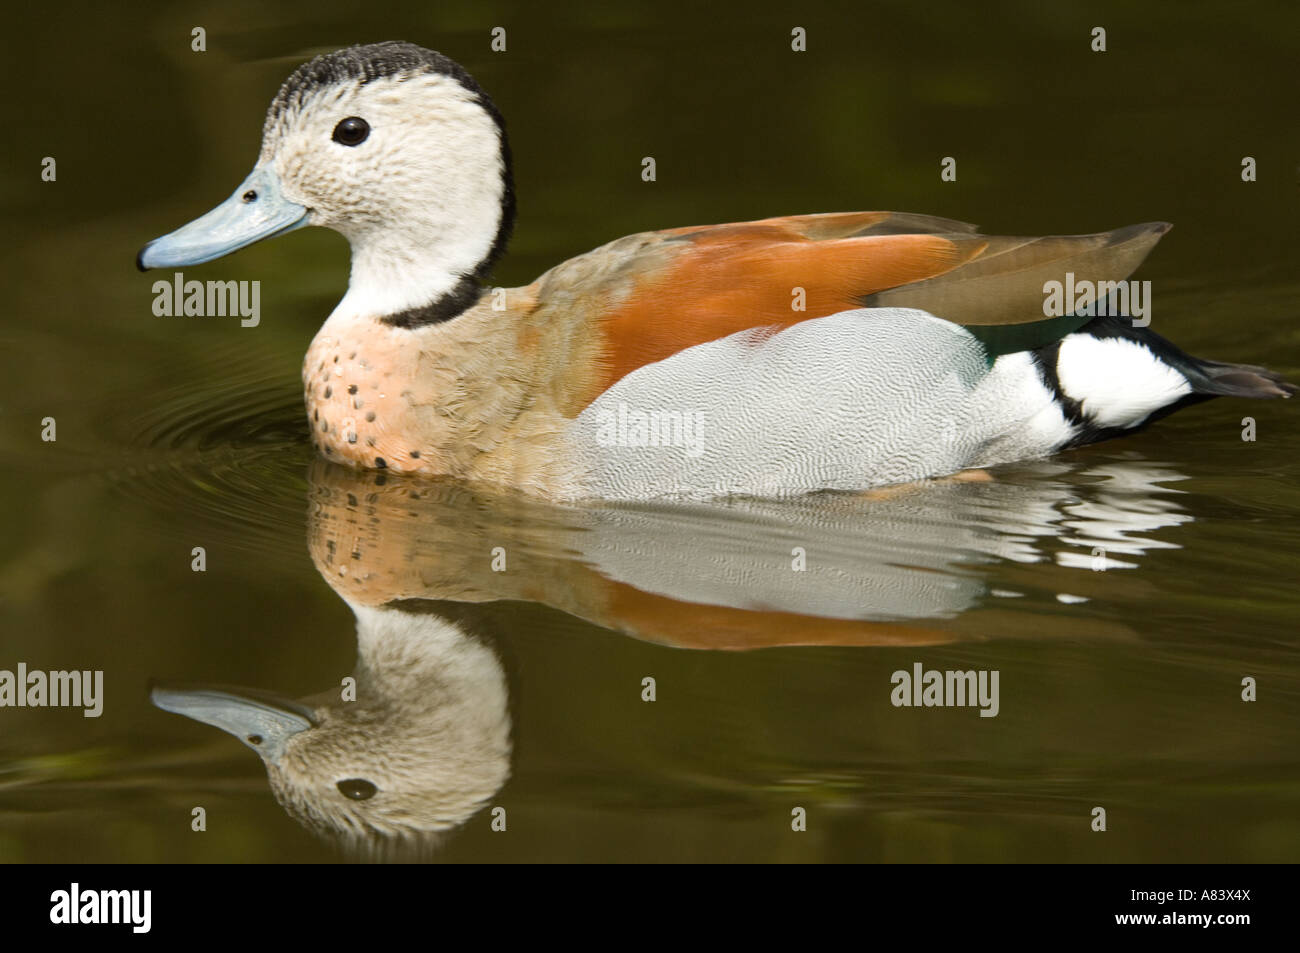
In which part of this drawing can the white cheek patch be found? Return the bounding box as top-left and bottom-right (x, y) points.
(1056, 335), (1192, 428)
(269, 73), (509, 321)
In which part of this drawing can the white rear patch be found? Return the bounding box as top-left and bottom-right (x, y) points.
(1056, 335), (1191, 428)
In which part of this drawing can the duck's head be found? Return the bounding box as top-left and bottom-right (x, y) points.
(152, 606), (512, 858)
(138, 41), (515, 323)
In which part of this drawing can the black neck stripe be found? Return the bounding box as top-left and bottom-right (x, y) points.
(381, 277), (485, 329)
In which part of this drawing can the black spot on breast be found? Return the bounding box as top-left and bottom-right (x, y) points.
(375, 457), (387, 468)
(348, 384), (358, 394)
(365, 411), (376, 422)
(324, 386), (332, 399)
(410, 450), (420, 459)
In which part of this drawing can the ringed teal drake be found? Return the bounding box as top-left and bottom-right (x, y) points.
(138, 41), (1295, 501)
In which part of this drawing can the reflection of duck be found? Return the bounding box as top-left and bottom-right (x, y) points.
(304, 456), (1195, 647)
(154, 454), (1194, 852)
(137, 41), (1293, 499)
(153, 602), (510, 857)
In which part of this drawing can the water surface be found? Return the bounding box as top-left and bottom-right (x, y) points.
(1, 0), (1297, 862)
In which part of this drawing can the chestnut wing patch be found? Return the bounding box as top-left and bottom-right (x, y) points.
(588, 213), (1169, 402)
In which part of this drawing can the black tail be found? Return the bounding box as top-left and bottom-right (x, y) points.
(1185, 357), (1297, 399)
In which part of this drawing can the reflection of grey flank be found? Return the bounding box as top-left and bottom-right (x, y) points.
(574, 500), (984, 621)
(154, 606), (511, 857)
(571, 463), (1192, 621)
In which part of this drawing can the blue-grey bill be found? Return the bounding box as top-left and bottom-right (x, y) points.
(151, 683), (318, 761)
(137, 166), (309, 271)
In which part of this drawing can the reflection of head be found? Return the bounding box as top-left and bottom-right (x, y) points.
(154, 605), (511, 859)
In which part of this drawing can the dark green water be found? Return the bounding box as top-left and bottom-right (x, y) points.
(1, 1), (1297, 861)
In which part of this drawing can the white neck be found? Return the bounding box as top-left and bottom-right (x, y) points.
(352, 604), (507, 710)
(330, 79), (508, 321)
(337, 229), (489, 319)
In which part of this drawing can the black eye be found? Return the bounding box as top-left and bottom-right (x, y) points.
(332, 117), (370, 146)
(337, 778), (377, 800)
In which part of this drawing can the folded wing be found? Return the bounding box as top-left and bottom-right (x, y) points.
(588, 211), (1170, 400)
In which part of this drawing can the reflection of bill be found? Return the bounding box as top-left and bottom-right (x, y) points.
(152, 602), (511, 859)
(152, 454), (1194, 855)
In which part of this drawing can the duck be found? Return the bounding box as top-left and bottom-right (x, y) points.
(138, 41), (1295, 501)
